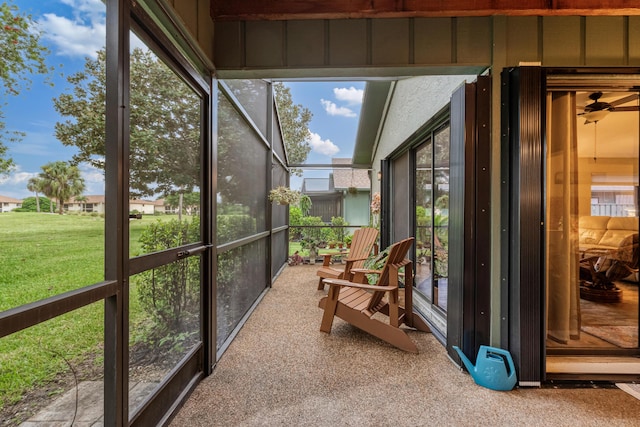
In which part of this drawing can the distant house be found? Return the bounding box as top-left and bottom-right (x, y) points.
(0, 195), (22, 213)
(300, 158), (371, 225)
(154, 199), (178, 215)
(65, 196), (174, 215)
(331, 158), (371, 227)
(65, 195), (106, 213)
(301, 177), (340, 222)
(129, 199), (157, 215)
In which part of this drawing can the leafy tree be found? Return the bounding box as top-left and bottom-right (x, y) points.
(26, 176), (45, 212)
(274, 82), (312, 174)
(0, 1), (53, 174)
(75, 194), (87, 212)
(14, 195), (55, 212)
(216, 88), (266, 217)
(216, 81), (311, 224)
(53, 48), (201, 199)
(165, 192), (200, 221)
(0, 141), (14, 176)
(38, 161), (85, 215)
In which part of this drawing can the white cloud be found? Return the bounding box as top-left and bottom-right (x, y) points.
(320, 99), (357, 118)
(0, 163), (105, 199)
(333, 86), (364, 105)
(75, 163), (105, 195)
(60, 0), (105, 16)
(37, 1), (106, 59)
(0, 168), (36, 187)
(0, 166), (38, 199)
(308, 131), (340, 156)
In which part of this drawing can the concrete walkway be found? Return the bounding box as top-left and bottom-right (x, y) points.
(171, 264), (640, 427)
(20, 381), (157, 426)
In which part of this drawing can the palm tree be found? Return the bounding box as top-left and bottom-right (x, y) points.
(38, 161), (86, 215)
(26, 176), (45, 213)
(75, 194), (87, 212)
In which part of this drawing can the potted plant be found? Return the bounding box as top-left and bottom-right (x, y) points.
(300, 237), (320, 264)
(344, 234), (353, 248)
(268, 186), (301, 205)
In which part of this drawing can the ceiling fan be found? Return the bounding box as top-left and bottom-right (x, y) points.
(578, 91), (640, 123)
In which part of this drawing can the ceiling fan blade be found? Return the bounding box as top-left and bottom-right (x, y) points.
(609, 93), (639, 107)
(611, 106), (640, 112)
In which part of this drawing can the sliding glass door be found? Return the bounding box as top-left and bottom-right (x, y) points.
(546, 87), (640, 355)
(415, 125), (450, 312)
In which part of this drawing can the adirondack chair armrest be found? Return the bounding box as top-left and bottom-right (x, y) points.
(350, 268), (382, 274)
(344, 256), (369, 262)
(321, 250), (350, 266)
(323, 278), (396, 292)
(349, 267), (382, 283)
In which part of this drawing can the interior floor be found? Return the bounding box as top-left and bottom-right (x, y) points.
(547, 280), (638, 350)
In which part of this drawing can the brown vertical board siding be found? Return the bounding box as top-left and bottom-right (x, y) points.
(506, 16), (541, 66)
(174, 0), (198, 31)
(245, 21), (285, 67)
(214, 21), (244, 68)
(371, 19), (411, 65)
(630, 16), (640, 65)
(456, 17), (492, 64)
(585, 16), (626, 65)
(286, 20), (326, 66)
(542, 16), (583, 66)
(414, 18), (453, 64)
(328, 19), (369, 66)
(198, 0), (215, 60)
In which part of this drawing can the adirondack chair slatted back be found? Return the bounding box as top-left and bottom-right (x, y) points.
(317, 227), (379, 290)
(318, 236), (428, 352)
(348, 227), (378, 269)
(366, 237), (414, 311)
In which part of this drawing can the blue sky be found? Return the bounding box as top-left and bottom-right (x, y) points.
(1, 0), (106, 199)
(0, 0), (363, 199)
(284, 81), (364, 190)
(285, 81), (363, 164)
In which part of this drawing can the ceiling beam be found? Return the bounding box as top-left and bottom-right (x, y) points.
(211, 0), (640, 21)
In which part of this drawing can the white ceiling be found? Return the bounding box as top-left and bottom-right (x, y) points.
(576, 91), (639, 159)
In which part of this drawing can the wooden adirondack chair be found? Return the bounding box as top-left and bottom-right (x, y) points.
(316, 227), (378, 290)
(318, 237), (430, 353)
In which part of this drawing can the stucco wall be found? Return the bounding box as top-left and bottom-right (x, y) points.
(370, 75), (474, 194)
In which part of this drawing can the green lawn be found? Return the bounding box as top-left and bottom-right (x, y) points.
(0, 212), (337, 411)
(0, 212), (169, 410)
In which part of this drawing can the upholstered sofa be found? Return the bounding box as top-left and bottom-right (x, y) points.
(578, 216), (639, 283)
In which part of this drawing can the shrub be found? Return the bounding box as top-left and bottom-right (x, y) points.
(217, 214), (256, 242)
(297, 215), (331, 252)
(330, 216), (348, 243)
(135, 217), (200, 337)
(289, 206), (303, 240)
(14, 196), (56, 212)
(301, 215), (329, 240)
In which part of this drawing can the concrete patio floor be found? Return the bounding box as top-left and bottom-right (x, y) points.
(170, 264), (640, 426)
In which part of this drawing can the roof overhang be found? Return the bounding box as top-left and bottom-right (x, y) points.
(211, 0), (640, 21)
(352, 81), (393, 166)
